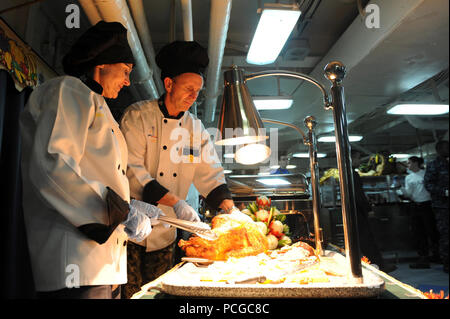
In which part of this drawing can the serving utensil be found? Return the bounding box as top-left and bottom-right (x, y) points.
(158, 215), (218, 241)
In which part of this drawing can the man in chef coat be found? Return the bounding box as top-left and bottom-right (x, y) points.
(20, 21), (162, 299)
(120, 41), (236, 298)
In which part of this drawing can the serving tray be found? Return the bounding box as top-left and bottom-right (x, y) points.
(157, 251), (385, 298)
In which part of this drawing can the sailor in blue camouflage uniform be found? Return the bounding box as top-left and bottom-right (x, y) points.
(424, 140), (449, 273)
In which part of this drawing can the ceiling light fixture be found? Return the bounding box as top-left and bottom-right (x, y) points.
(246, 3), (301, 65)
(253, 96), (294, 110)
(293, 152), (326, 158)
(318, 135), (363, 142)
(387, 104), (449, 115)
(223, 153), (235, 158)
(391, 153), (412, 159)
(256, 178), (291, 186)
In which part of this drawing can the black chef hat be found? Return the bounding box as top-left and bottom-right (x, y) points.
(156, 41), (209, 81)
(62, 21), (135, 77)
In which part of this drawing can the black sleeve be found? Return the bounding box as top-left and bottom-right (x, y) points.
(77, 187), (129, 245)
(205, 184), (233, 210)
(142, 180), (170, 205)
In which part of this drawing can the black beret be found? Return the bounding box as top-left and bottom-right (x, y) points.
(62, 21), (135, 77)
(156, 41), (209, 81)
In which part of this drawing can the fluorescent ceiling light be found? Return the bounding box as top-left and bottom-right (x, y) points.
(223, 169), (233, 174)
(293, 152), (326, 158)
(318, 135), (363, 142)
(256, 178), (291, 186)
(246, 4), (301, 65)
(391, 154), (411, 159)
(286, 165), (296, 169)
(223, 153), (235, 158)
(253, 96), (293, 110)
(387, 104), (449, 115)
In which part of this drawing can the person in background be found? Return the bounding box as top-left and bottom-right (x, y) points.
(351, 149), (397, 273)
(424, 140), (449, 273)
(397, 156), (440, 269)
(19, 21), (165, 299)
(120, 41), (238, 298)
(271, 152), (291, 174)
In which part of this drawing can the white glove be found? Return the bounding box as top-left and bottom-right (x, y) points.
(173, 200), (201, 222)
(122, 206), (152, 242)
(130, 199), (164, 225)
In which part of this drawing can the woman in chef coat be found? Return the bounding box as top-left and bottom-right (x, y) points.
(120, 41), (237, 298)
(20, 21), (162, 299)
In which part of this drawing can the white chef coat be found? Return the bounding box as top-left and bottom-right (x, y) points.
(20, 76), (130, 291)
(401, 170), (432, 203)
(120, 99), (228, 252)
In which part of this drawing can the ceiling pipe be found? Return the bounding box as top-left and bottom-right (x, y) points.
(180, 0), (198, 116)
(128, 0), (164, 95)
(169, 0), (177, 42)
(203, 0), (232, 124)
(78, 0), (160, 100)
(180, 0), (194, 41)
(77, 0), (102, 22)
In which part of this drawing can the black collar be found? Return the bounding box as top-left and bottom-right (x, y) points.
(158, 94), (185, 120)
(79, 75), (103, 95)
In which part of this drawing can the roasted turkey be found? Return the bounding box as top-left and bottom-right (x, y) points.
(178, 212), (269, 260)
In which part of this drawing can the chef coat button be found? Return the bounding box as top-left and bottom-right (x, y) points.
(160, 172), (164, 176)
(118, 164), (120, 170)
(179, 122), (182, 126)
(123, 241), (127, 247)
(163, 145), (167, 150)
(163, 119), (168, 124)
(111, 129), (114, 133)
(122, 169), (126, 175)
(173, 173), (177, 177)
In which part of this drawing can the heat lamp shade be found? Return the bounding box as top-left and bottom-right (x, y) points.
(215, 67), (268, 146)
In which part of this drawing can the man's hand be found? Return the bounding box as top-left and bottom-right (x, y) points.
(173, 200), (201, 222)
(219, 199), (235, 213)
